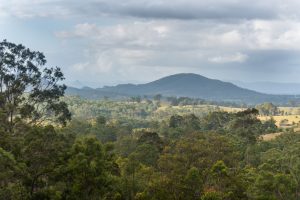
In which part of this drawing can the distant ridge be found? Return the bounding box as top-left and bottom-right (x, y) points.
(232, 81), (300, 95)
(66, 73), (299, 104)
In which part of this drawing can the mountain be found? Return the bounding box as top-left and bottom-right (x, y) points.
(66, 73), (299, 104)
(66, 86), (127, 99)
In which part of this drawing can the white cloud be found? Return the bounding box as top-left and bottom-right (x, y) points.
(73, 62), (89, 72)
(56, 21), (172, 49)
(54, 18), (300, 83)
(209, 52), (248, 63)
(220, 31), (242, 46)
(0, 4), (8, 19)
(57, 19), (300, 51)
(4, 0), (300, 83)
(0, 0), (71, 18)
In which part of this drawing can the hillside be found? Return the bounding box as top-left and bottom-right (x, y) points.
(66, 73), (299, 104)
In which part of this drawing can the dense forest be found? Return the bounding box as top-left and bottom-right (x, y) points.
(1, 41), (300, 200)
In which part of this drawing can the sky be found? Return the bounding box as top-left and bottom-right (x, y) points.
(1, 0), (300, 87)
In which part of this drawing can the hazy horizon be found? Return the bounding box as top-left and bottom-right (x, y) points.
(66, 72), (300, 95)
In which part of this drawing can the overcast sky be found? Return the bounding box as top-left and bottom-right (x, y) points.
(1, 0), (300, 87)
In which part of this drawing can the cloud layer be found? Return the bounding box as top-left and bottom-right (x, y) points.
(2, 0), (300, 85)
(2, 0), (300, 20)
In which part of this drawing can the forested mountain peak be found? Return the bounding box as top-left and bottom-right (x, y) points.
(67, 73), (298, 104)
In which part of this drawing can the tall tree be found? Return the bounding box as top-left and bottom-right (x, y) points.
(0, 40), (71, 131)
(255, 103), (279, 116)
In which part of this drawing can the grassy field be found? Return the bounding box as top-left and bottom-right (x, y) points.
(157, 104), (244, 113)
(261, 129), (300, 141)
(260, 132), (284, 141)
(156, 105), (300, 141)
(278, 107), (300, 115)
(159, 105), (300, 128)
(258, 115), (300, 127)
(259, 107), (300, 141)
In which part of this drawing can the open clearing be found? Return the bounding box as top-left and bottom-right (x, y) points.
(258, 115), (300, 127)
(261, 130), (300, 141)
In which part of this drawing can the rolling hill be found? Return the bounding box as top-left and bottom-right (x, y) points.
(66, 73), (299, 104)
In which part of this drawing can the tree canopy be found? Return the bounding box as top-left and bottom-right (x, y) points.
(0, 40), (71, 131)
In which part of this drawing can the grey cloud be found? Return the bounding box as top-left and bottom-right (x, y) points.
(55, 18), (300, 83)
(1, 0), (289, 21)
(114, 2), (276, 20)
(4, 0), (300, 84)
(77, 0), (278, 20)
(246, 50), (300, 68)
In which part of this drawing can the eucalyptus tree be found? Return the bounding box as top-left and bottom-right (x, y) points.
(0, 40), (71, 132)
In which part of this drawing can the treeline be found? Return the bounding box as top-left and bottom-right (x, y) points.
(65, 96), (300, 122)
(129, 95), (248, 108)
(64, 96), (245, 122)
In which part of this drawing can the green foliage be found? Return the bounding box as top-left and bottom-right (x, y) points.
(153, 94), (162, 102)
(0, 126), (121, 199)
(256, 102), (279, 116)
(201, 191), (223, 200)
(0, 40), (71, 129)
(96, 115), (106, 125)
(62, 137), (120, 199)
(0, 147), (24, 199)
